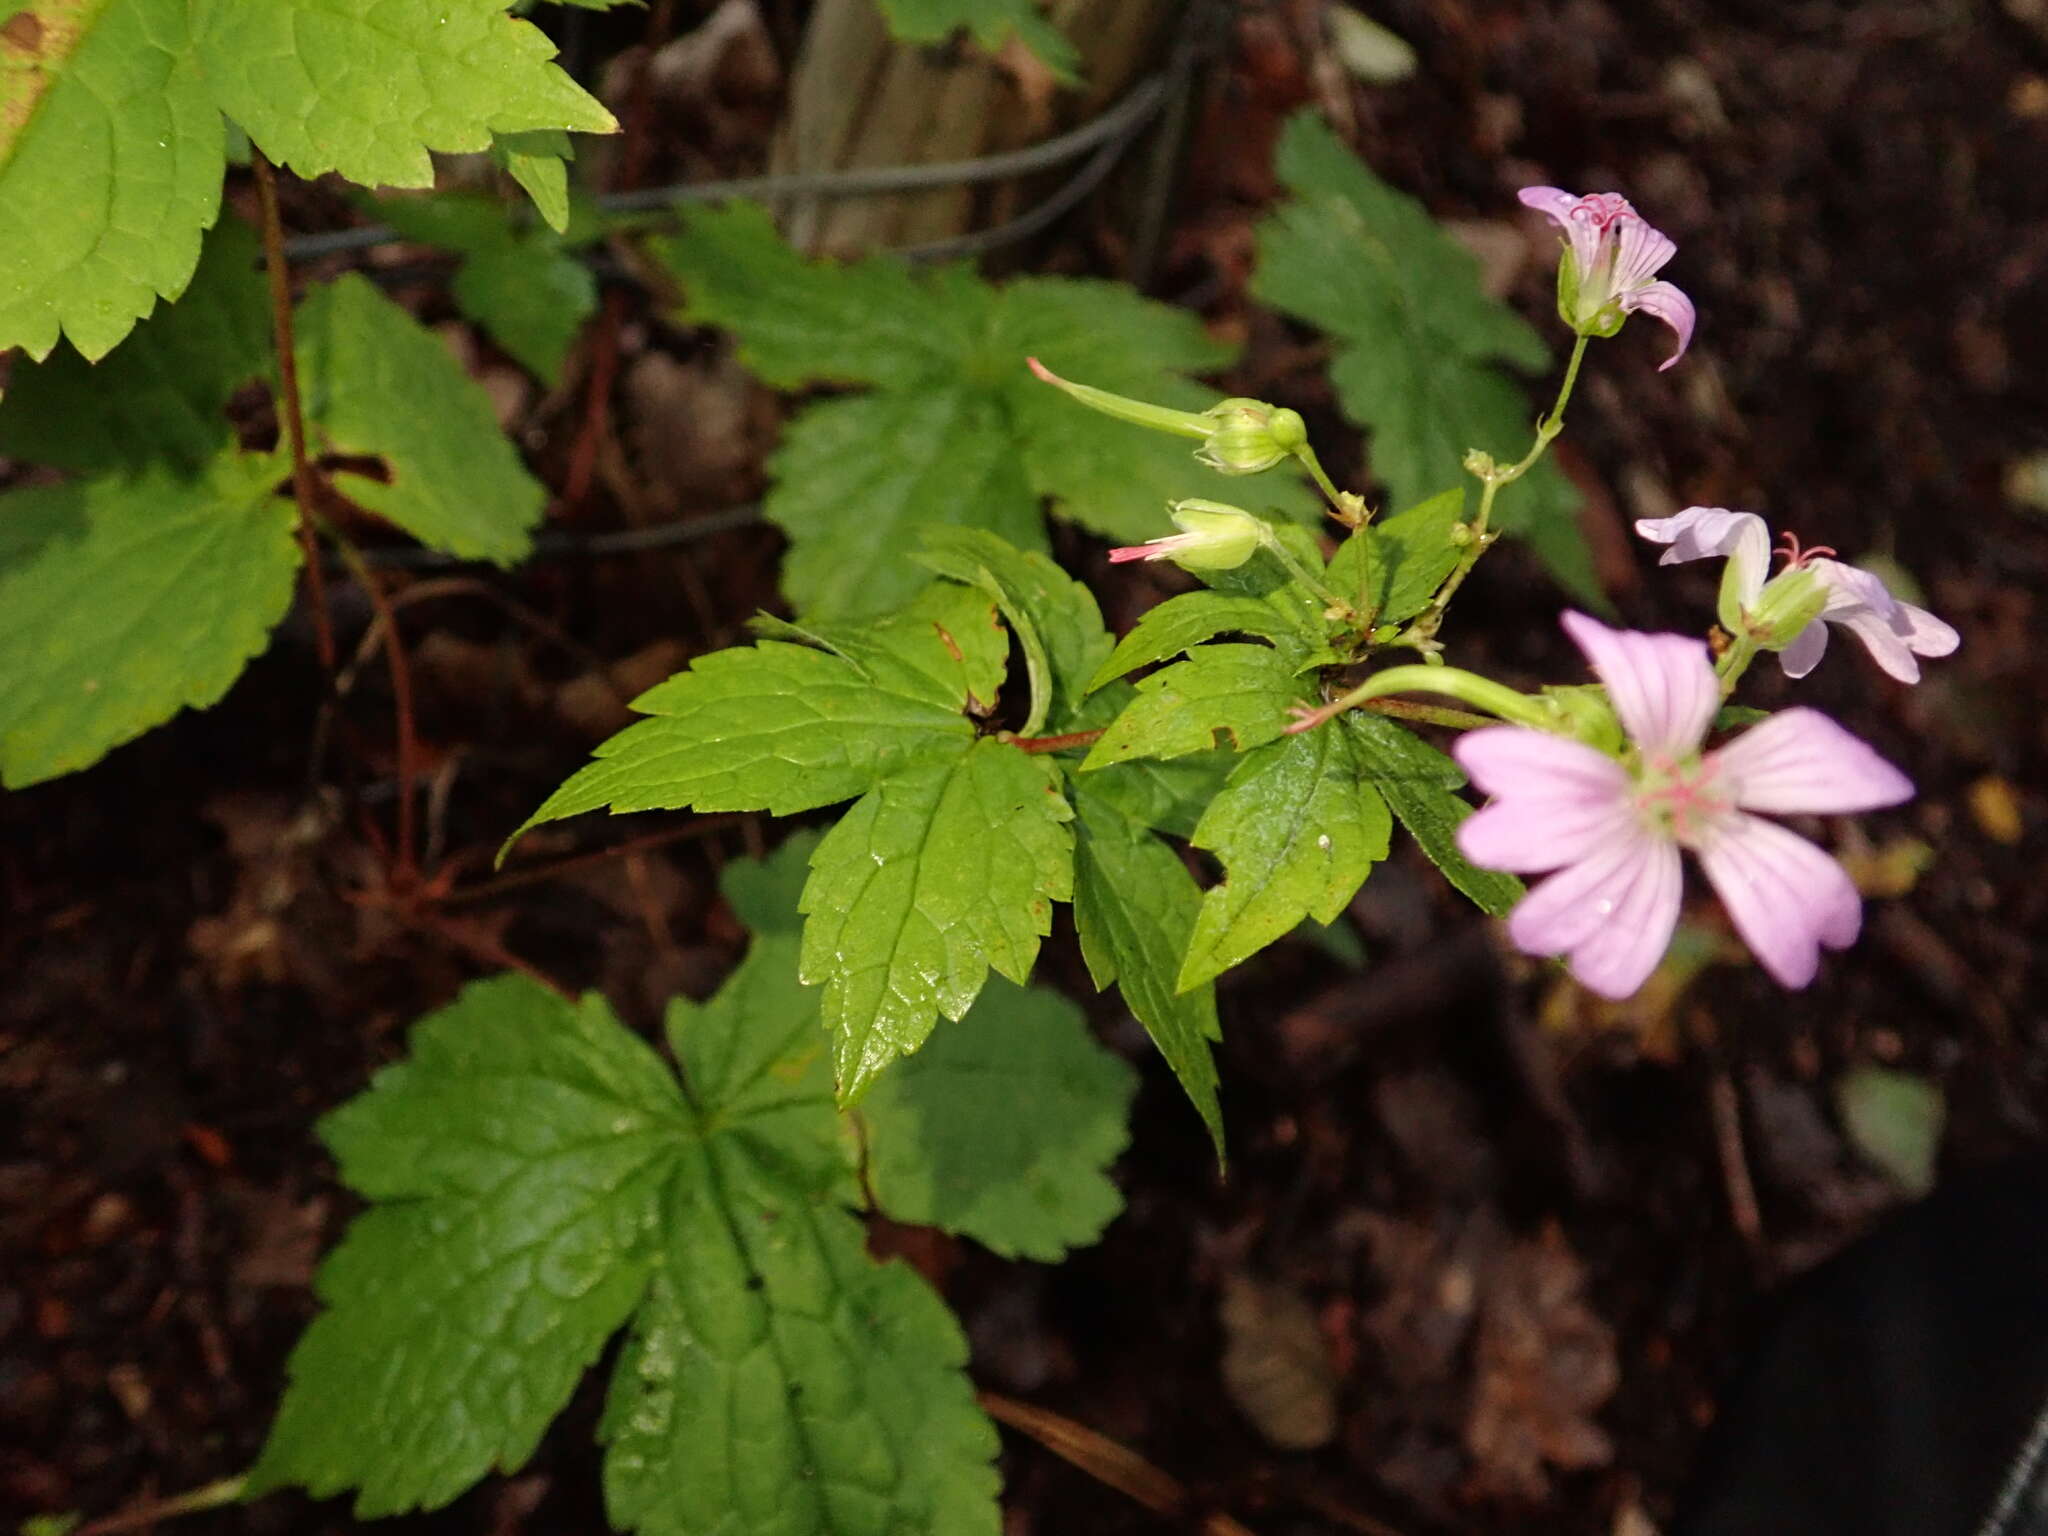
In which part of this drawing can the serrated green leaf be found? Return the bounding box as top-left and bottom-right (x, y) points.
(800, 739), (1073, 1101)
(1071, 789), (1225, 1156)
(1082, 644), (1307, 769)
(876, 0), (1079, 83)
(248, 976), (688, 1515)
(1076, 749), (1235, 842)
(514, 640), (972, 836)
(0, 451), (297, 788)
(1347, 486), (1467, 624)
(0, 0), (225, 361)
(0, 217), (268, 473)
(915, 527), (1112, 736)
(719, 832), (823, 939)
(862, 976), (1135, 1261)
(1178, 727), (1391, 990)
(1252, 112), (1596, 601)
(376, 191), (597, 384)
(191, 0), (616, 189)
(769, 387), (1048, 621)
(655, 204), (1318, 616)
(1087, 591), (1308, 694)
(492, 128), (573, 233)
(1342, 712), (1522, 916)
(293, 273), (546, 563)
(752, 581), (1009, 717)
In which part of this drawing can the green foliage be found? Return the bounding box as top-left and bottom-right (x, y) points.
(375, 192), (599, 382)
(0, 452), (297, 788)
(863, 976), (1136, 1260)
(876, 0), (1079, 83)
(652, 203), (1317, 618)
(1342, 713), (1522, 916)
(1836, 1065), (1945, 1197)
(1179, 728), (1392, 990)
(294, 274), (547, 564)
(1252, 112), (1596, 600)
(801, 740), (1074, 1100)
(1325, 487), (1467, 626)
(0, 0), (612, 359)
(256, 833), (1140, 1529)
(1087, 591), (1310, 695)
(1082, 645), (1310, 768)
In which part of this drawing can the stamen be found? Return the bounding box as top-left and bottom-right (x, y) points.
(1773, 531), (1838, 569)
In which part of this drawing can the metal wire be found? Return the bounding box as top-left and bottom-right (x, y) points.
(280, 72), (1172, 262)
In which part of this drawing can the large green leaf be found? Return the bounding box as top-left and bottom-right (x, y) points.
(1252, 112), (1596, 600)
(876, 0), (1078, 82)
(800, 739), (1073, 1101)
(0, 451), (297, 788)
(294, 274), (547, 563)
(1072, 789), (1225, 1156)
(862, 977), (1135, 1261)
(1343, 712), (1523, 916)
(653, 203), (1317, 619)
(1178, 726), (1392, 989)
(1081, 644), (1308, 769)
(1086, 591), (1308, 694)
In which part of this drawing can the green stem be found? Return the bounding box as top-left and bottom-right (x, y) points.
(1289, 664), (1555, 735)
(1404, 332), (1592, 644)
(75, 1476), (247, 1536)
(1294, 443), (1363, 526)
(1714, 634), (1759, 697)
(1258, 530), (1354, 618)
(1360, 697), (1501, 731)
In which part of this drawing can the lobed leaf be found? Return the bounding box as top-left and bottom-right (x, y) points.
(1086, 591), (1308, 695)
(0, 451), (297, 788)
(1081, 644), (1307, 769)
(1325, 487), (1467, 625)
(862, 977), (1136, 1261)
(753, 581), (1010, 719)
(1178, 727), (1392, 990)
(800, 739), (1074, 1101)
(1072, 790), (1225, 1156)
(1343, 712), (1523, 916)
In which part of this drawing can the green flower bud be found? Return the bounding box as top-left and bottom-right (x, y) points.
(1194, 399), (1309, 475)
(1104, 499), (1269, 571)
(1746, 566), (1829, 651)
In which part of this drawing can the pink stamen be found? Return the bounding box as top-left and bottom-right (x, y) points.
(1773, 530), (1838, 570)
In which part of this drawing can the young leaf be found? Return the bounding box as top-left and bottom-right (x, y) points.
(191, 0), (616, 189)
(1252, 111), (1597, 601)
(0, 452), (297, 788)
(1325, 487), (1468, 625)
(754, 581), (1009, 718)
(375, 192), (598, 384)
(0, 218), (270, 474)
(1343, 713), (1523, 916)
(293, 274), (547, 563)
(0, 0), (224, 361)
(491, 128), (574, 234)
(247, 977), (689, 1515)
(513, 639), (973, 834)
(1072, 791), (1226, 1157)
(1178, 727), (1393, 990)
(1086, 591), (1309, 695)
(915, 527), (1113, 736)
(800, 739), (1074, 1101)
(1082, 645), (1307, 769)
(655, 203), (1317, 618)
(861, 977), (1136, 1261)
(876, 0), (1080, 83)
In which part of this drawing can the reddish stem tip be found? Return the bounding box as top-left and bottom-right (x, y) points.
(1026, 356), (1056, 384)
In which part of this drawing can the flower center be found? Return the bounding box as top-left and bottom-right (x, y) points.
(1773, 530), (1837, 570)
(1633, 752), (1732, 846)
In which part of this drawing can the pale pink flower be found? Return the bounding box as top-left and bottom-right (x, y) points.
(1636, 506), (1959, 683)
(1519, 187), (1695, 369)
(1453, 613), (1912, 999)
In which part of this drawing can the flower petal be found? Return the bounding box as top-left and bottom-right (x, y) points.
(1459, 796), (1638, 874)
(1634, 506), (1771, 604)
(1610, 213), (1676, 289)
(1712, 707), (1914, 814)
(1517, 185), (1581, 224)
(1696, 813), (1862, 988)
(1775, 618), (1829, 678)
(1809, 558), (1898, 620)
(1453, 726), (1630, 803)
(1561, 837), (1684, 1000)
(1506, 829), (1682, 999)
(1892, 600), (1960, 660)
(1835, 605), (1928, 683)
(1559, 612), (1719, 759)
(1625, 279), (1696, 370)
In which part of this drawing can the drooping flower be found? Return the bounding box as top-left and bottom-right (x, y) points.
(1453, 613), (1912, 999)
(1636, 506), (1959, 683)
(1519, 187), (1695, 370)
(1107, 499), (1267, 570)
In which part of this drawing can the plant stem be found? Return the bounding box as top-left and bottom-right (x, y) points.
(1405, 332), (1592, 644)
(253, 150), (335, 672)
(1360, 697), (1500, 731)
(1288, 663), (1554, 735)
(1294, 443), (1363, 526)
(322, 521), (421, 886)
(74, 1475), (246, 1536)
(1715, 633), (1759, 696)
(1258, 531), (1354, 619)
(1007, 728), (1105, 755)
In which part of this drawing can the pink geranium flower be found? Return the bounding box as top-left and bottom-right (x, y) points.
(1519, 187), (1695, 370)
(1636, 507), (1959, 683)
(1453, 613), (1912, 999)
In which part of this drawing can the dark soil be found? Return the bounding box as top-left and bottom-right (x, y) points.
(6, 3), (2047, 1534)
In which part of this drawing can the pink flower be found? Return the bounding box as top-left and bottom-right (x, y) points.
(1106, 500), (1266, 571)
(1636, 507), (1959, 683)
(1453, 613), (1912, 999)
(1519, 187), (1695, 370)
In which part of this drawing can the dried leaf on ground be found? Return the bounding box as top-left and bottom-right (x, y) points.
(1218, 1271), (1340, 1450)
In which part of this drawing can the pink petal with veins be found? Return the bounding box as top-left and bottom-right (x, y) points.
(1454, 726), (1631, 803)
(1560, 612), (1719, 760)
(1507, 830), (1684, 1000)
(1626, 280), (1696, 369)
(1712, 708), (1914, 815)
(1695, 813), (1862, 988)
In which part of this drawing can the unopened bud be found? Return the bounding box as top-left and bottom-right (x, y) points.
(1155, 499), (1269, 570)
(1194, 399), (1309, 475)
(1462, 448), (1495, 478)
